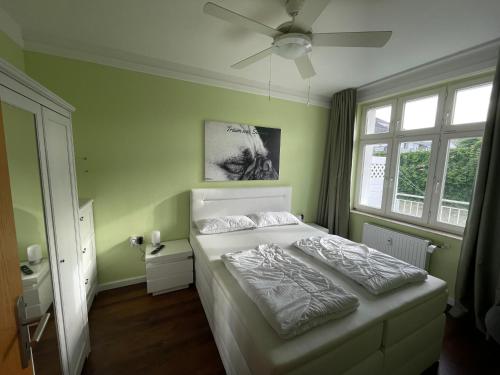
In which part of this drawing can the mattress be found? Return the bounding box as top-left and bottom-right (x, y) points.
(222, 244), (360, 338)
(293, 235), (428, 295)
(191, 223), (447, 374)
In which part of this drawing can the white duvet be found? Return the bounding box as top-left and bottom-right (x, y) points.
(294, 235), (428, 295)
(221, 244), (359, 339)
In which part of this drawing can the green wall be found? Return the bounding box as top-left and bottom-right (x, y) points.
(3, 103), (48, 262)
(23, 51), (329, 284)
(0, 31), (24, 71)
(1, 34), (460, 295)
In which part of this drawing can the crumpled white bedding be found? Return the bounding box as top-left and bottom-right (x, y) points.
(294, 235), (428, 295)
(221, 244), (360, 339)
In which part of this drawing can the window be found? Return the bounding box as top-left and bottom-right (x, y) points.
(359, 143), (389, 209)
(436, 136), (482, 227)
(355, 76), (492, 233)
(392, 140), (433, 218)
(401, 95), (439, 131)
(365, 105), (392, 134)
(451, 83), (493, 125)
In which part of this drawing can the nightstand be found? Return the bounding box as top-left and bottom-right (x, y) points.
(306, 222), (329, 233)
(21, 259), (53, 320)
(145, 239), (193, 295)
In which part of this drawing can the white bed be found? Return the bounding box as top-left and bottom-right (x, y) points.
(190, 187), (448, 375)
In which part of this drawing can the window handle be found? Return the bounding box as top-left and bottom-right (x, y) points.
(434, 181), (441, 194)
(445, 112), (451, 125)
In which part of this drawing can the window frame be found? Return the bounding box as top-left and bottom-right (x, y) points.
(354, 74), (492, 235)
(429, 130), (484, 233)
(395, 87), (446, 136)
(359, 98), (397, 140)
(355, 140), (393, 214)
(385, 134), (440, 226)
(444, 76), (493, 131)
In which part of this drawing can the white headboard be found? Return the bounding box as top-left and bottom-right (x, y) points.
(190, 186), (292, 223)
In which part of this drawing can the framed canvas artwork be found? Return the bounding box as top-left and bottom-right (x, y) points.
(204, 121), (281, 181)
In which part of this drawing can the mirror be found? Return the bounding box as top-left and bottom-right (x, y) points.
(2, 102), (62, 375)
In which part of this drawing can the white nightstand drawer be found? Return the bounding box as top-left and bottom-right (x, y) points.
(23, 274), (51, 306)
(145, 239), (193, 295)
(147, 273), (193, 294)
(146, 259), (193, 280)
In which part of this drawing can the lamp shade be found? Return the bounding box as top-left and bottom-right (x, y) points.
(27, 244), (42, 265)
(151, 230), (161, 246)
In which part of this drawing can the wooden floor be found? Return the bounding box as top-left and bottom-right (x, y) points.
(81, 284), (224, 375)
(82, 283), (499, 375)
(435, 312), (500, 374)
(29, 307), (62, 375)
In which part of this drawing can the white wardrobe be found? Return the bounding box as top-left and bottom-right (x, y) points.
(0, 58), (90, 374)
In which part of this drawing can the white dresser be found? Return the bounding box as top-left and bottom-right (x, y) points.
(145, 239), (193, 295)
(79, 199), (98, 310)
(21, 259), (53, 320)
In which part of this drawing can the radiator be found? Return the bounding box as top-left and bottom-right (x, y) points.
(361, 223), (437, 270)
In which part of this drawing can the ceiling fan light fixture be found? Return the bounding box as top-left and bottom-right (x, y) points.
(272, 33), (312, 60)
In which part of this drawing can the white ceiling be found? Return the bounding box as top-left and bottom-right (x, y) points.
(1, 0), (500, 103)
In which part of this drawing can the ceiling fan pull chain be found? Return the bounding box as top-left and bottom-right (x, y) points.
(307, 78), (311, 106)
(306, 50), (311, 106)
(268, 53), (272, 101)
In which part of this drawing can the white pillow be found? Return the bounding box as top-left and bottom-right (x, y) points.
(196, 215), (256, 234)
(247, 211), (300, 228)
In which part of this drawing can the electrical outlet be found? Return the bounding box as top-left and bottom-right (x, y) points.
(129, 236), (144, 247)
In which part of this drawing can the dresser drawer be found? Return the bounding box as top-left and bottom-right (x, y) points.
(147, 272), (193, 294)
(81, 236), (94, 276)
(79, 204), (93, 242)
(84, 274), (91, 293)
(146, 258), (193, 280)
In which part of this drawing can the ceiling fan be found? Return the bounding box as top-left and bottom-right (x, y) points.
(203, 0), (392, 79)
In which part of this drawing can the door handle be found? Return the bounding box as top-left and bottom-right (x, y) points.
(15, 296), (51, 368)
(29, 312), (51, 344)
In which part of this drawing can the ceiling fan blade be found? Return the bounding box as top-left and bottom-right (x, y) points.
(313, 31), (392, 47)
(293, 0), (331, 30)
(295, 54), (316, 79)
(231, 48), (274, 69)
(203, 2), (282, 38)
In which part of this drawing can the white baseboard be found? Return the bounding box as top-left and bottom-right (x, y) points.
(447, 297), (455, 306)
(97, 275), (146, 292)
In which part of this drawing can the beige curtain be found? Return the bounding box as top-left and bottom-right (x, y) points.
(316, 88), (357, 237)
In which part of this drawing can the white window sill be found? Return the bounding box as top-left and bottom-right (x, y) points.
(350, 209), (463, 241)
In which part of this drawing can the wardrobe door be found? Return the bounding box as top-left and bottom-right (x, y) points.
(41, 108), (89, 374)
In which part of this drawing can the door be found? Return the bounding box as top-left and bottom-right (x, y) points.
(0, 97), (65, 374)
(42, 108), (90, 374)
